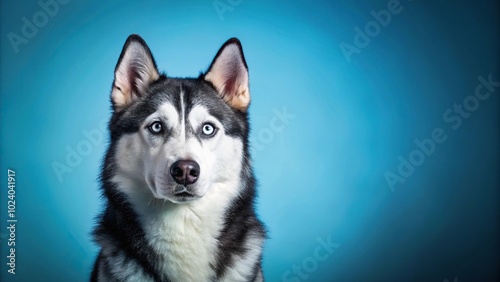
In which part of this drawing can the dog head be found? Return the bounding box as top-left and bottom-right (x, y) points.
(107, 35), (251, 204)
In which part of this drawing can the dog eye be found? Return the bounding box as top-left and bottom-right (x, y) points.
(149, 121), (163, 134)
(201, 123), (217, 137)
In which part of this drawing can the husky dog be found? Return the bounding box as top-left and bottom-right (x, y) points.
(91, 35), (266, 282)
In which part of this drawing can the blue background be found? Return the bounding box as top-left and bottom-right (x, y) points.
(1, 0), (499, 281)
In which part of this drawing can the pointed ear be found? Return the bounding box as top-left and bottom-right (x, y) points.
(204, 38), (250, 111)
(111, 34), (159, 111)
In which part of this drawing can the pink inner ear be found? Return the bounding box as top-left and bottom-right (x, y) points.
(204, 40), (250, 110)
(127, 66), (139, 95)
(212, 48), (247, 96)
(224, 76), (238, 97)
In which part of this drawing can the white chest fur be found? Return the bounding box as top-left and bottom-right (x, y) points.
(146, 206), (218, 281)
(133, 181), (240, 282)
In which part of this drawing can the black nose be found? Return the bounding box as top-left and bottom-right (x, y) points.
(170, 160), (200, 186)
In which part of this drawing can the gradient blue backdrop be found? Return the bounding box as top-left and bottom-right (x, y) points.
(1, 0), (499, 281)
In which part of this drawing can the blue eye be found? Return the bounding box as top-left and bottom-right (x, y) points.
(149, 121), (163, 134)
(201, 123), (217, 137)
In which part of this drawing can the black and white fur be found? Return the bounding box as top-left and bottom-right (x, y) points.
(91, 35), (266, 282)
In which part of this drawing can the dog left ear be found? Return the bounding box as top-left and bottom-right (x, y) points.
(111, 34), (160, 111)
(204, 38), (250, 111)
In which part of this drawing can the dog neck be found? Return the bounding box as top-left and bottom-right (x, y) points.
(113, 177), (242, 281)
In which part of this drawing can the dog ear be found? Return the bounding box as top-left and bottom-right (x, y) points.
(204, 38), (250, 111)
(111, 34), (159, 111)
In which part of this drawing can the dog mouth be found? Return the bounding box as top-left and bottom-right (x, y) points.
(174, 191), (194, 198)
(171, 189), (199, 202)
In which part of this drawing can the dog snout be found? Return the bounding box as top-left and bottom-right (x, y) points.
(170, 160), (200, 186)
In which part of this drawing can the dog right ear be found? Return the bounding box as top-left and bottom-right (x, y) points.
(111, 34), (159, 111)
(204, 38), (250, 112)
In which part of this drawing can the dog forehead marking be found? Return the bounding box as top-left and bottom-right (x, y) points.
(180, 86), (186, 142)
